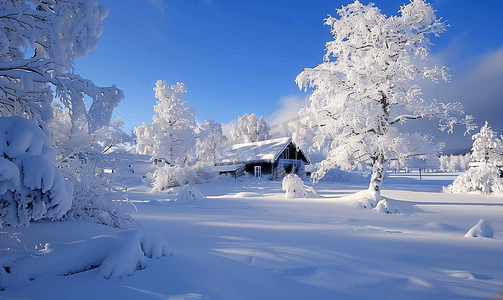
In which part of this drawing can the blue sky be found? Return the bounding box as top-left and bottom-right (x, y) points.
(75, 0), (503, 153)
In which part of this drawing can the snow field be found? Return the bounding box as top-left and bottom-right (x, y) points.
(1, 172), (503, 299)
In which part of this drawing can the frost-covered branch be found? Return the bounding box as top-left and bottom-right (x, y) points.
(0, 0), (123, 132)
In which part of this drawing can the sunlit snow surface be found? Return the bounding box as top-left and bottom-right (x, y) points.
(1, 171), (503, 299)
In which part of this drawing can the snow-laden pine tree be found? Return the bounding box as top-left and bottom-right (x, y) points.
(135, 81), (197, 165)
(470, 122), (503, 166)
(443, 122), (503, 195)
(292, 0), (475, 194)
(230, 113), (270, 145)
(196, 119), (228, 164)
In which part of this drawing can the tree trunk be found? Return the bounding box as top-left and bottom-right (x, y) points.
(369, 153), (385, 193)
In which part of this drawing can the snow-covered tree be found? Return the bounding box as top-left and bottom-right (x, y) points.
(230, 113), (270, 145)
(438, 154), (470, 172)
(196, 119), (227, 164)
(443, 122), (503, 195)
(470, 121), (503, 166)
(135, 81), (197, 166)
(0, 0), (123, 132)
(292, 0), (475, 194)
(0, 0), (126, 227)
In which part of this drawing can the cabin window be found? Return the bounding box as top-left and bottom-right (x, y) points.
(254, 166), (261, 178)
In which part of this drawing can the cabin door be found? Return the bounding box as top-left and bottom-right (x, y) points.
(254, 166), (262, 178)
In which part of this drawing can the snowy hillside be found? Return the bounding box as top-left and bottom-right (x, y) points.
(1, 170), (502, 299)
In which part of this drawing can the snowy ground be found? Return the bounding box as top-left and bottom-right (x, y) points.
(1, 171), (503, 299)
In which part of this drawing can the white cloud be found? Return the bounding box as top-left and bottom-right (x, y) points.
(399, 47), (503, 154)
(266, 95), (309, 139)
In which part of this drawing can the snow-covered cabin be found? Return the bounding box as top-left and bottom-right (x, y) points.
(215, 137), (310, 179)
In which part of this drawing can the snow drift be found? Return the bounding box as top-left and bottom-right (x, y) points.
(0, 229), (170, 290)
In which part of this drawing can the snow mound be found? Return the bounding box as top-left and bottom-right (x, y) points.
(344, 189), (383, 210)
(373, 199), (402, 214)
(0, 229), (170, 289)
(233, 192), (264, 198)
(179, 185), (204, 201)
(464, 219), (494, 238)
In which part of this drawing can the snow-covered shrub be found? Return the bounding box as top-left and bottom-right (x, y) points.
(442, 164), (501, 195)
(464, 219), (494, 238)
(0, 117), (73, 227)
(151, 165), (183, 193)
(282, 174), (307, 199)
(59, 153), (137, 229)
(178, 185), (204, 201)
(151, 162), (217, 193)
(50, 107), (137, 229)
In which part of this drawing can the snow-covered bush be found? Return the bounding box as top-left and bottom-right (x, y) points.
(151, 165), (183, 193)
(282, 174), (307, 199)
(58, 153), (137, 229)
(151, 162), (217, 193)
(442, 164), (503, 195)
(178, 185), (204, 201)
(230, 113), (270, 145)
(50, 105), (137, 229)
(282, 174), (319, 199)
(0, 117), (73, 227)
(464, 219), (494, 238)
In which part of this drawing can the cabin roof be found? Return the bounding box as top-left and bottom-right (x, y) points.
(217, 137), (310, 165)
